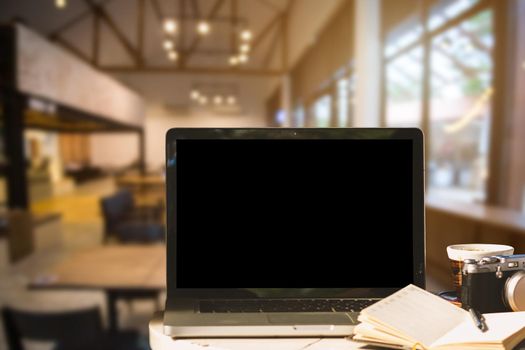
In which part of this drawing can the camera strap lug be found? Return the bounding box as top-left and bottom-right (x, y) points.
(496, 266), (503, 279)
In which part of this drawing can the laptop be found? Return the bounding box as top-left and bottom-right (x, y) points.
(164, 128), (425, 337)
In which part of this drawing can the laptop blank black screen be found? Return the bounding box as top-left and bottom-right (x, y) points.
(175, 138), (414, 290)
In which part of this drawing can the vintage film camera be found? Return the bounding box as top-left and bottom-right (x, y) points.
(462, 254), (525, 313)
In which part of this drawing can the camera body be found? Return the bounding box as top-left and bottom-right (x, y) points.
(461, 254), (525, 313)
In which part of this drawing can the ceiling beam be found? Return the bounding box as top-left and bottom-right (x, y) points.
(182, 0), (226, 66)
(55, 36), (92, 64)
(230, 0), (237, 52)
(92, 12), (100, 65)
(149, 0), (163, 21)
(251, 11), (282, 53)
(281, 0), (294, 71)
(170, 15), (248, 23)
(48, 0), (113, 40)
(137, 0), (146, 65)
(101, 65), (283, 76)
(84, 0), (140, 65)
(263, 26), (280, 69)
(191, 0), (200, 18)
(179, 0), (186, 52)
(255, 0), (282, 13)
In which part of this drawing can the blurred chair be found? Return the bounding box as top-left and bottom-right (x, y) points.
(1, 306), (145, 350)
(100, 189), (164, 243)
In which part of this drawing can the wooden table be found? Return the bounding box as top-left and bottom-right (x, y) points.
(149, 312), (366, 350)
(116, 174), (165, 192)
(425, 196), (525, 286)
(426, 196), (525, 234)
(30, 244), (166, 332)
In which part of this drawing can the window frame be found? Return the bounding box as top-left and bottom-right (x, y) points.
(380, 0), (508, 205)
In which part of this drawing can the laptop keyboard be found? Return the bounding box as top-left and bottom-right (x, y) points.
(199, 298), (378, 313)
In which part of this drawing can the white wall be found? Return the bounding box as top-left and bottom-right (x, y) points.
(288, 0), (345, 68)
(89, 103), (266, 172)
(110, 72), (274, 171)
(89, 133), (140, 169)
(145, 104), (266, 171)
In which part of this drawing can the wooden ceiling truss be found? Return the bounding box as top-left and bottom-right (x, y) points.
(47, 0), (295, 76)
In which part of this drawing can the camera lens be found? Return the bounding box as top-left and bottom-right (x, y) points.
(504, 271), (525, 311)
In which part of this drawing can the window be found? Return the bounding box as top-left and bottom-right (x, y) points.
(385, 46), (423, 127)
(337, 79), (348, 127)
(382, 0), (494, 203)
(428, 0), (480, 31)
(428, 10), (493, 202)
(313, 95), (332, 127)
(293, 105), (305, 127)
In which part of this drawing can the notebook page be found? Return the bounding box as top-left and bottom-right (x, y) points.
(431, 311), (525, 348)
(354, 322), (416, 348)
(361, 285), (468, 347)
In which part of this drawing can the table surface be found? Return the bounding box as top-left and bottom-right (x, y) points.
(117, 175), (165, 186)
(149, 313), (367, 350)
(426, 195), (525, 233)
(30, 244), (166, 290)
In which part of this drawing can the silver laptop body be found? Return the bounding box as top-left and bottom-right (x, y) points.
(164, 128), (425, 337)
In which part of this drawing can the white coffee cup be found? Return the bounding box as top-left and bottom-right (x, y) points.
(447, 244), (514, 299)
(447, 243), (514, 262)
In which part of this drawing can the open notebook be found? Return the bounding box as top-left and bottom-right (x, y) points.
(352, 284), (525, 350)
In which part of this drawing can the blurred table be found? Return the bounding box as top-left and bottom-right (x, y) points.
(149, 312), (366, 350)
(116, 174), (165, 192)
(117, 174), (166, 211)
(425, 196), (525, 287)
(30, 244), (166, 332)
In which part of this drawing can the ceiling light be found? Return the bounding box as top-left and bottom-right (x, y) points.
(163, 18), (177, 34)
(190, 90), (200, 100)
(197, 21), (211, 35)
(168, 50), (178, 61)
(163, 39), (174, 51)
(227, 96), (236, 105)
(198, 96), (208, 105)
(240, 43), (250, 53)
(213, 95), (223, 105)
(55, 0), (67, 8)
(229, 56), (239, 66)
(240, 29), (252, 41)
(238, 53), (248, 63)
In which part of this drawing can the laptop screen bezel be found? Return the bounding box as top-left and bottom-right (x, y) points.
(165, 128), (425, 299)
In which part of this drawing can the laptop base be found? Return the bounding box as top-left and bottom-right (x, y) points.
(163, 311), (357, 337)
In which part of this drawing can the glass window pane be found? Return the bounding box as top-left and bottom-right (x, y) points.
(337, 78), (348, 127)
(428, 9), (493, 202)
(293, 105), (305, 127)
(382, 0), (423, 58)
(428, 0), (480, 31)
(385, 46), (423, 127)
(314, 95), (332, 127)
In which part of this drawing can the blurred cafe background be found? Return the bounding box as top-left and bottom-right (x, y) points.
(0, 0), (524, 348)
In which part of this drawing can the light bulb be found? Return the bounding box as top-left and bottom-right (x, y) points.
(168, 50), (178, 61)
(190, 90), (200, 100)
(163, 18), (177, 34)
(229, 56), (239, 66)
(213, 95), (223, 105)
(55, 0), (67, 8)
(238, 53), (248, 63)
(227, 96), (236, 105)
(163, 39), (174, 51)
(240, 29), (252, 41)
(197, 21), (211, 35)
(198, 96), (208, 105)
(240, 43), (250, 53)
